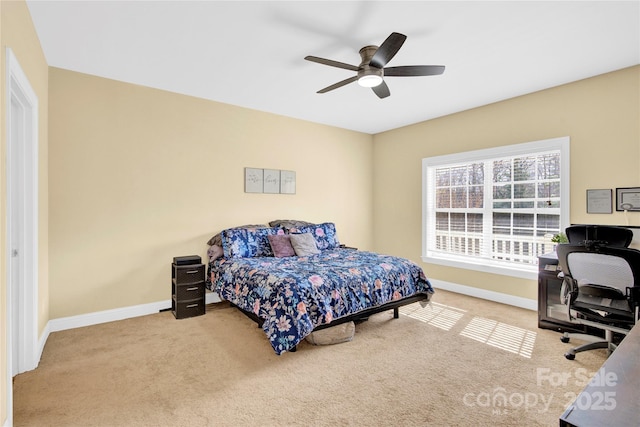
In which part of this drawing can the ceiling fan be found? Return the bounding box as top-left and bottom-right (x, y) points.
(304, 32), (445, 99)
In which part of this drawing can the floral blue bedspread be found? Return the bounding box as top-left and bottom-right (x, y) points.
(207, 249), (434, 355)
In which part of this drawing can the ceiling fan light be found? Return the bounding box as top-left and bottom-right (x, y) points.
(358, 74), (383, 88)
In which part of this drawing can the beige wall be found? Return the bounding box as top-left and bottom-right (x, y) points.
(1, 0), (49, 423)
(373, 65), (640, 301)
(48, 68), (373, 319)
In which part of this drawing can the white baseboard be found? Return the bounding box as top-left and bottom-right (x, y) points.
(37, 321), (51, 368)
(48, 300), (171, 333)
(30, 292), (222, 378)
(43, 283), (531, 334)
(430, 279), (538, 311)
(48, 291), (222, 333)
(39, 284), (532, 361)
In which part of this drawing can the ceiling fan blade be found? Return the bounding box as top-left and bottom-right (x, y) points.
(372, 80), (390, 99)
(384, 65), (446, 77)
(317, 76), (359, 93)
(305, 56), (359, 71)
(369, 32), (406, 68)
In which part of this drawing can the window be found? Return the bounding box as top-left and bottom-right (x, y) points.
(422, 137), (570, 279)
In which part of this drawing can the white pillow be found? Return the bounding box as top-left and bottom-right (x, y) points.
(289, 233), (320, 256)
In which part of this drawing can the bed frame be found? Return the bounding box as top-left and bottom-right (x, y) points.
(230, 291), (433, 352)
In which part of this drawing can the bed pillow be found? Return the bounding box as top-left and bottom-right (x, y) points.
(221, 227), (285, 258)
(287, 222), (340, 250)
(289, 233), (320, 256)
(306, 321), (355, 346)
(268, 234), (296, 258)
(206, 224), (267, 247)
(268, 219), (315, 229)
(207, 244), (224, 262)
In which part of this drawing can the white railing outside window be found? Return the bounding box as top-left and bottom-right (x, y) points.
(434, 232), (557, 265)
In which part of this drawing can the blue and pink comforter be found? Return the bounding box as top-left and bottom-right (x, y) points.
(208, 249), (433, 354)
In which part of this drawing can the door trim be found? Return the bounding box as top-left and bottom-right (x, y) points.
(5, 47), (40, 424)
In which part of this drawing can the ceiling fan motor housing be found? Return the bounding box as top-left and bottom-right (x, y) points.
(358, 45), (383, 80)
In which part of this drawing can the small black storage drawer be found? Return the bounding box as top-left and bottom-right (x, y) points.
(173, 299), (206, 319)
(171, 260), (206, 319)
(173, 264), (205, 284)
(175, 282), (205, 301)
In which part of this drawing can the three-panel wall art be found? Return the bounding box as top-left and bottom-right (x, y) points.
(244, 168), (296, 194)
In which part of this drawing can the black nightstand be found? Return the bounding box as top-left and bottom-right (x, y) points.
(171, 257), (205, 319)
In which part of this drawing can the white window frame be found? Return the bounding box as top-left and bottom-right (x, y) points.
(421, 136), (570, 280)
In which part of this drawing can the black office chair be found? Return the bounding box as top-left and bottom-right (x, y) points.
(565, 224), (633, 248)
(557, 243), (640, 360)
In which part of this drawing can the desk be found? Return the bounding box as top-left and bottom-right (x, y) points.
(560, 323), (640, 426)
(538, 253), (587, 333)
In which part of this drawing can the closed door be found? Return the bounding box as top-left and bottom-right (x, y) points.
(6, 48), (39, 378)
(9, 87), (26, 376)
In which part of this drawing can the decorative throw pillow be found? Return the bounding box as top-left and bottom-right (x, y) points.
(221, 227), (285, 258)
(206, 224), (267, 246)
(289, 233), (320, 256)
(287, 222), (340, 250)
(268, 234), (296, 258)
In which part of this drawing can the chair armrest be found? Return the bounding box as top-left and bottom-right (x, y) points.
(560, 276), (579, 305)
(626, 287), (640, 306)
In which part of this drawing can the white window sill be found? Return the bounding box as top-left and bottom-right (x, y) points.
(421, 255), (538, 281)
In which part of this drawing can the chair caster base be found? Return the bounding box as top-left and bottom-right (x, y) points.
(564, 352), (576, 360)
(561, 336), (570, 343)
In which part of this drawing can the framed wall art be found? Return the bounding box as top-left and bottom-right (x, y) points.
(244, 168), (263, 193)
(263, 169), (281, 194)
(280, 170), (296, 194)
(244, 167), (296, 194)
(586, 189), (612, 214)
(616, 187), (640, 211)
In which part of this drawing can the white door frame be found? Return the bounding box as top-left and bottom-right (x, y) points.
(5, 47), (39, 425)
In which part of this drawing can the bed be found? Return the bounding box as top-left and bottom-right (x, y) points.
(206, 221), (434, 355)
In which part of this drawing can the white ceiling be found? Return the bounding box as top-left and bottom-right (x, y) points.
(26, 1), (640, 134)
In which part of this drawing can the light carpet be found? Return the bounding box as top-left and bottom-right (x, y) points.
(13, 289), (607, 426)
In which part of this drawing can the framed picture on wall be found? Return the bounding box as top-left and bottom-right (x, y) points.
(280, 170), (296, 194)
(586, 189), (612, 214)
(616, 187), (640, 211)
(263, 169), (281, 193)
(244, 168), (263, 193)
